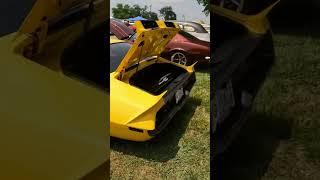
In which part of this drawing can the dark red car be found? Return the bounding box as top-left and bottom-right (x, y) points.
(110, 18), (134, 39)
(110, 19), (210, 66)
(162, 31), (210, 65)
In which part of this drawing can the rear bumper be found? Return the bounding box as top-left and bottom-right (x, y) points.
(110, 123), (153, 142)
(212, 32), (274, 155)
(148, 72), (196, 136)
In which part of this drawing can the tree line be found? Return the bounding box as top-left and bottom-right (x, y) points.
(112, 4), (177, 20)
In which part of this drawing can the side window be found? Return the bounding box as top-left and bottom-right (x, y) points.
(184, 25), (196, 32)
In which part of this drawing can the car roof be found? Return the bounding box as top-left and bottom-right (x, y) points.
(169, 21), (202, 26)
(169, 21), (208, 33)
(110, 19), (134, 40)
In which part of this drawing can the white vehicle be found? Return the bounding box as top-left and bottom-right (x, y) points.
(201, 23), (210, 34)
(171, 21), (210, 42)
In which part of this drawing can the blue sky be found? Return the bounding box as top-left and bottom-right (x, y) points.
(110, 0), (210, 24)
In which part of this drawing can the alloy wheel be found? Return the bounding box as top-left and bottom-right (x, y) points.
(170, 52), (188, 65)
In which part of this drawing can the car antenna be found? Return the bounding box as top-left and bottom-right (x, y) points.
(135, 40), (145, 73)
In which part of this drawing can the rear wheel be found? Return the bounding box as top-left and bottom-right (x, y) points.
(170, 51), (188, 65)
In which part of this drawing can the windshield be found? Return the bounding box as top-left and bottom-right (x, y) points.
(0, 0), (35, 36)
(110, 42), (132, 72)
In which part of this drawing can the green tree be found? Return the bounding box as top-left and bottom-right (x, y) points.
(112, 3), (158, 20)
(131, 4), (146, 17)
(146, 12), (158, 20)
(196, 0), (210, 16)
(112, 4), (132, 19)
(159, 6), (177, 20)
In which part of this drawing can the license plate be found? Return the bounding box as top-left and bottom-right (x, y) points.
(217, 80), (235, 123)
(175, 88), (184, 104)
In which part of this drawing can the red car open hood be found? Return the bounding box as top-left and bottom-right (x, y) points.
(110, 19), (134, 40)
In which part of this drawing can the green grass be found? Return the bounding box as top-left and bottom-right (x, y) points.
(110, 71), (210, 179)
(260, 32), (320, 179)
(216, 29), (320, 179)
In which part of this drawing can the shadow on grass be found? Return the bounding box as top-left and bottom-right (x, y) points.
(213, 111), (292, 180)
(110, 97), (201, 162)
(195, 64), (210, 73)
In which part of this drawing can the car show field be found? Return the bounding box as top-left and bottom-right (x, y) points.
(110, 70), (210, 179)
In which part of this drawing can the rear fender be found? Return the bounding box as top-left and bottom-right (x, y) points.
(212, 0), (280, 34)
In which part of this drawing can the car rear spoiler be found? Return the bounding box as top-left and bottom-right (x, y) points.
(212, 0), (280, 34)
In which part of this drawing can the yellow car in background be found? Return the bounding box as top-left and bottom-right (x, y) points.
(0, 0), (108, 179)
(110, 21), (196, 141)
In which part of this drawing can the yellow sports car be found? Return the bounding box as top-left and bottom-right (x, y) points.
(0, 0), (108, 179)
(110, 21), (196, 141)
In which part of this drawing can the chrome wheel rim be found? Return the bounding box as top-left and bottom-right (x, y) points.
(170, 52), (187, 65)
